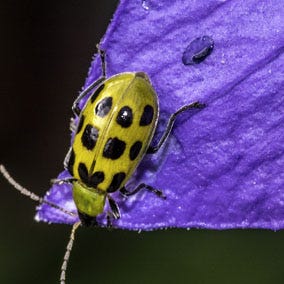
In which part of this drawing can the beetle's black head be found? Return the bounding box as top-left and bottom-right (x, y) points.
(78, 211), (98, 227)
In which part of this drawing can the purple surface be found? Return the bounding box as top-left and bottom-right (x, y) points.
(36, 0), (284, 230)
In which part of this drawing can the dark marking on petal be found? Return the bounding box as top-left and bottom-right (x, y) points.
(103, 137), (126, 160)
(95, 97), (112, 117)
(130, 141), (143, 160)
(81, 124), (99, 150)
(107, 172), (126, 193)
(116, 106), (133, 128)
(77, 115), (85, 133)
(67, 148), (75, 176)
(140, 105), (154, 126)
(91, 84), (105, 103)
(182, 36), (214, 65)
(89, 171), (105, 188)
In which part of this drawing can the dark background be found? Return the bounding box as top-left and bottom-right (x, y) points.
(0, 1), (284, 283)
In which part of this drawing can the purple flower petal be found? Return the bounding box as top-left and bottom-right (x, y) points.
(36, 0), (284, 230)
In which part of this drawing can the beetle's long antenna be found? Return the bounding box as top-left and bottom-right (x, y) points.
(0, 164), (76, 217)
(60, 221), (81, 284)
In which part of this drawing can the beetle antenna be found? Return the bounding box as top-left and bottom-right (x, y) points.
(60, 221), (81, 284)
(0, 164), (76, 217)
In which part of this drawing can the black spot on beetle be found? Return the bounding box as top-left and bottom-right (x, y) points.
(140, 105), (154, 126)
(89, 171), (105, 188)
(78, 162), (104, 188)
(81, 124), (99, 150)
(95, 97), (112, 117)
(78, 162), (89, 184)
(77, 115), (85, 133)
(103, 137), (126, 160)
(116, 106), (133, 128)
(67, 148), (75, 176)
(91, 84), (105, 103)
(129, 141), (142, 160)
(107, 172), (126, 193)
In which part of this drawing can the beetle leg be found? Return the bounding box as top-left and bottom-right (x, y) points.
(120, 183), (166, 199)
(72, 46), (107, 116)
(63, 147), (72, 170)
(106, 196), (120, 229)
(108, 196), (121, 219)
(72, 77), (105, 116)
(54, 146), (76, 185)
(147, 101), (205, 154)
(106, 214), (113, 229)
(96, 44), (106, 78)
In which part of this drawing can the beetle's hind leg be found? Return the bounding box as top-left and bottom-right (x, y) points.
(147, 101), (205, 154)
(120, 183), (166, 199)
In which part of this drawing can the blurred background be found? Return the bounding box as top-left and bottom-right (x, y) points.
(0, 1), (284, 283)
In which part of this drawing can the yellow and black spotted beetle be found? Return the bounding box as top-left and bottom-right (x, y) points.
(0, 46), (204, 283)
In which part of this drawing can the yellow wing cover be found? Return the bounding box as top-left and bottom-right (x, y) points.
(68, 72), (158, 193)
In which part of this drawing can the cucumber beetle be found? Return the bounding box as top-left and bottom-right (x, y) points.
(0, 46), (205, 283)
